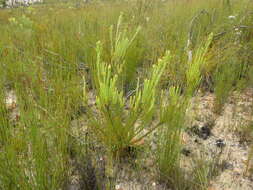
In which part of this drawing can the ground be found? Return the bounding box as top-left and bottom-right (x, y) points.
(4, 88), (253, 190)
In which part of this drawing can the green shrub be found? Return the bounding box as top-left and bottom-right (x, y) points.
(157, 86), (187, 188)
(213, 58), (239, 113)
(87, 41), (170, 159)
(186, 33), (213, 97)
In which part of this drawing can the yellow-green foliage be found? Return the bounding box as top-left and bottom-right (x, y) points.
(109, 13), (142, 89)
(88, 41), (170, 158)
(186, 33), (213, 97)
(157, 87), (187, 188)
(0, 0), (252, 189)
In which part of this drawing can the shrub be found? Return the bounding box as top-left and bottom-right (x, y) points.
(185, 33), (213, 97)
(157, 87), (187, 188)
(86, 41), (170, 159)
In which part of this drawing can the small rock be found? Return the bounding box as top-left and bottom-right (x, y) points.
(194, 138), (200, 144)
(181, 148), (191, 156)
(200, 125), (212, 140)
(220, 161), (233, 170)
(215, 139), (226, 148)
(189, 124), (212, 140)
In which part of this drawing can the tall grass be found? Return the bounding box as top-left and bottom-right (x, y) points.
(0, 0), (252, 189)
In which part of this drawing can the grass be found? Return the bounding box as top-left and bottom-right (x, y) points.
(0, 0), (252, 189)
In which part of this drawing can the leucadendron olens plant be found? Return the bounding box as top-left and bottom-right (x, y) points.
(156, 34), (215, 188)
(109, 13), (141, 90)
(157, 86), (187, 188)
(85, 41), (170, 159)
(185, 33), (214, 97)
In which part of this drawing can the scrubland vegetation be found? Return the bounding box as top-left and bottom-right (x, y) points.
(0, 0), (253, 189)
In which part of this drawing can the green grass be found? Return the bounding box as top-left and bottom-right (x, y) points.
(0, 0), (252, 189)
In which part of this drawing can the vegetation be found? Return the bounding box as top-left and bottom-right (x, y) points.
(0, 0), (252, 189)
